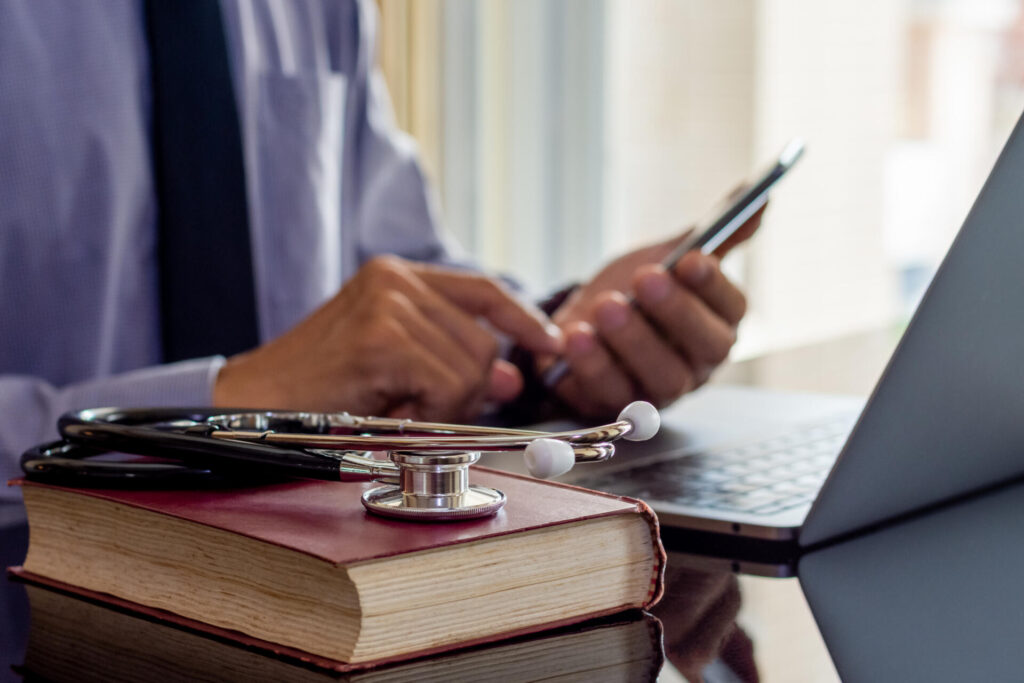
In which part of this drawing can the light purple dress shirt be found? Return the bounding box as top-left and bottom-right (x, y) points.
(0, 0), (461, 503)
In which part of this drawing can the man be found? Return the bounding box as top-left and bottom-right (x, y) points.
(0, 0), (754, 500)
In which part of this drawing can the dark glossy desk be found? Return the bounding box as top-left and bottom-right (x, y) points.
(0, 518), (28, 679)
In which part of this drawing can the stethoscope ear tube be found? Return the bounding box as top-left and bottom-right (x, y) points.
(20, 440), (220, 488)
(22, 408), (343, 484)
(61, 419), (340, 479)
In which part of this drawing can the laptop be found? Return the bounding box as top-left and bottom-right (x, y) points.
(494, 109), (1024, 576)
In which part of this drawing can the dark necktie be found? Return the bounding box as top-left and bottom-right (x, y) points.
(145, 0), (259, 362)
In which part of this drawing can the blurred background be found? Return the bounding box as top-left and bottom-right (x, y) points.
(375, 0), (1024, 359)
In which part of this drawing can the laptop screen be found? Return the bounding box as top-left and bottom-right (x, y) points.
(802, 110), (1024, 547)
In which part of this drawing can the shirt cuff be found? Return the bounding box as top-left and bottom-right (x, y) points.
(60, 356), (227, 410)
(0, 357), (225, 506)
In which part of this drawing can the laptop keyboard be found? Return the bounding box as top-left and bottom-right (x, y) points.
(579, 416), (855, 517)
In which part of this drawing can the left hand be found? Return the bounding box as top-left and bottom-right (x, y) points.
(541, 207), (763, 417)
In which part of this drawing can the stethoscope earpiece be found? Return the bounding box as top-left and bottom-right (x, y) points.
(619, 401), (661, 441)
(524, 438), (576, 479)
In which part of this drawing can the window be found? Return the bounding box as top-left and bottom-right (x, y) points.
(379, 0), (1024, 357)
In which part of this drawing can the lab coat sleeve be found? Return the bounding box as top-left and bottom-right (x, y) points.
(0, 357), (224, 504)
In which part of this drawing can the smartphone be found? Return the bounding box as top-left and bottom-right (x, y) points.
(660, 137), (805, 268)
(541, 138), (804, 388)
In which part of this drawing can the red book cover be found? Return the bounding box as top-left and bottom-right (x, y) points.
(10, 468), (665, 670)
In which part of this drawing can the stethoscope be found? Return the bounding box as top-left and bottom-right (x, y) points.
(21, 402), (660, 521)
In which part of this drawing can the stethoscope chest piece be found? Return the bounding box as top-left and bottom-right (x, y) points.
(361, 450), (507, 521)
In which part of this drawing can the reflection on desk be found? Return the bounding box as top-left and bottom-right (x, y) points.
(652, 559), (758, 682)
(802, 477), (1024, 681)
(16, 582), (663, 682)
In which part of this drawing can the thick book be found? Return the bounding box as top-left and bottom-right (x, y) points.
(14, 579), (665, 682)
(12, 468), (664, 669)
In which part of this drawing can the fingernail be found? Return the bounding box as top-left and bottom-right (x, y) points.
(488, 360), (524, 402)
(567, 326), (596, 355)
(544, 322), (565, 352)
(682, 253), (711, 286)
(597, 299), (629, 331)
(637, 271), (670, 303)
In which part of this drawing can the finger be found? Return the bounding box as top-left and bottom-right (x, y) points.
(591, 291), (697, 406)
(364, 259), (505, 366)
(386, 294), (490, 418)
(669, 253), (747, 326)
(414, 266), (564, 355)
(385, 340), (470, 421)
(555, 322), (636, 417)
(724, 181), (749, 202)
(633, 266), (737, 370)
(389, 292), (486, 383)
(487, 359), (524, 403)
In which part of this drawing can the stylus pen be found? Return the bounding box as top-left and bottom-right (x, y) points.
(540, 192), (769, 389)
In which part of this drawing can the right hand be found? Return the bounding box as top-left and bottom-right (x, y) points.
(213, 256), (563, 421)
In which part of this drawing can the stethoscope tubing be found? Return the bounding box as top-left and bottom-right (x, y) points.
(23, 407), (341, 485)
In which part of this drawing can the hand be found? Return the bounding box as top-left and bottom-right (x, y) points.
(543, 207), (763, 417)
(651, 562), (754, 681)
(214, 256), (563, 421)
